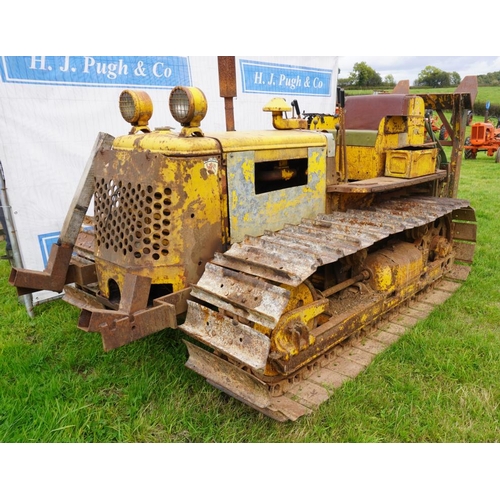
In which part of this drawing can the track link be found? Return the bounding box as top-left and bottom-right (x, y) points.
(180, 196), (476, 421)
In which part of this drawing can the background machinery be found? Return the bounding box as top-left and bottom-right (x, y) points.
(464, 101), (500, 161)
(9, 60), (478, 421)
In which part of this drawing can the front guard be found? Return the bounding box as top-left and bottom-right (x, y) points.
(9, 132), (113, 297)
(63, 282), (191, 351)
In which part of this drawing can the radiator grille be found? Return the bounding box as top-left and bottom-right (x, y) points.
(94, 178), (172, 261)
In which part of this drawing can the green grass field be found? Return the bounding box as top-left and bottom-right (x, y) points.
(1, 90), (500, 446)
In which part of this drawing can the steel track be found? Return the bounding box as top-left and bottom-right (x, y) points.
(181, 196), (477, 421)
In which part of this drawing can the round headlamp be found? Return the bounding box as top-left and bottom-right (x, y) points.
(119, 90), (153, 126)
(169, 86), (207, 127)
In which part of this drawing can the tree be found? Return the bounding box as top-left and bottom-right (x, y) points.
(384, 74), (396, 87)
(450, 72), (461, 86)
(415, 66), (451, 87)
(478, 71), (500, 85)
(348, 62), (382, 87)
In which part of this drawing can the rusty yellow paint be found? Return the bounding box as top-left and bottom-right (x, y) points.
(254, 147), (309, 163)
(256, 281), (318, 337)
(262, 97), (292, 112)
(364, 242), (423, 294)
(112, 131), (221, 155)
(343, 144), (383, 179)
(255, 282), (328, 373)
(281, 282), (317, 318)
(96, 258), (190, 298)
(407, 96), (426, 146)
(368, 260), (393, 292)
(382, 96), (426, 148)
(240, 155), (254, 183)
(224, 132), (328, 244)
(308, 114), (339, 131)
(230, 190), (239, 212)
(270, 299), (328, 359)
(217, 166), (229, 246)
(212, 130), (326, 154)
(385, 148), (438, 178)
(96, 126), (330, 307)
(94, 133), (224, 300)
(279, 168), (296, 181)
(338, 95), (432, 181)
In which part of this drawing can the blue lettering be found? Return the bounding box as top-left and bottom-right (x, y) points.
(0, 56), (191, 89)
(240, 59), (332, 96)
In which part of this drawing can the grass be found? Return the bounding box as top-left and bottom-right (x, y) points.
(2, 100), (500, 444)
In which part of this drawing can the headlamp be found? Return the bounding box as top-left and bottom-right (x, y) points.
(169, 86), (207, 127)
(119, 90), (153, 126)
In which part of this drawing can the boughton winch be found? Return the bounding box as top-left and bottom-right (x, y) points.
(10, 64), (478, 421)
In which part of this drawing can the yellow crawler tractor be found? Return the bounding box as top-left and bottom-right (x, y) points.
(9, 61), (478, 421)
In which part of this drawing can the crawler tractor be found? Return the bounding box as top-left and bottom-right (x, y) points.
(10, 68), (478, 421)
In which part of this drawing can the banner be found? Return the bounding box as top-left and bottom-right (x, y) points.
(0, 56), (338, 305)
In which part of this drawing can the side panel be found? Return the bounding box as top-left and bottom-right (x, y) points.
(227, 146), (327, 243)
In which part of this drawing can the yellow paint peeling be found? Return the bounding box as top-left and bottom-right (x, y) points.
(241, 158), (255, 183)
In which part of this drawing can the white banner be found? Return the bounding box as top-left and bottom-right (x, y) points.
(0, 56), (338, 304)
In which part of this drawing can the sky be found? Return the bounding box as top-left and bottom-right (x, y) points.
(338, 56), (500, 85)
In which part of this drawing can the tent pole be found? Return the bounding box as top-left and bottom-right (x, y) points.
(0, 162), (34, 318)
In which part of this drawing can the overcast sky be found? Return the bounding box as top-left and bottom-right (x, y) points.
(338, 56), (500, 84)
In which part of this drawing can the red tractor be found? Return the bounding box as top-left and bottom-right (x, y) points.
(464, 102), (500, 162)
(425, 109), (449, 141)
